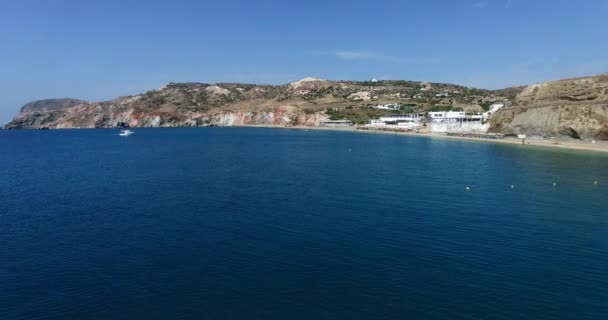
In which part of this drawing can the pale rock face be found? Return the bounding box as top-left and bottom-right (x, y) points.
(122, 95), (142, 104)
(348, 91), (372, 101)
(205, 85), (231, 96)
(198, 109), (329, 127)
(288, 77), (329, 90)
(150, 116), (161, 127)
(519, 83), (546, 97)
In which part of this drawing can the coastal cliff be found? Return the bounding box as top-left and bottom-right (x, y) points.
(4, 78), (493, 129)
(490, 74), (608, 140)
(6, 74), (608, 140)
(5, 82), (333, 129)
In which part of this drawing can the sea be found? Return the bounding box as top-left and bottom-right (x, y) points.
(1, 127), (607, 319)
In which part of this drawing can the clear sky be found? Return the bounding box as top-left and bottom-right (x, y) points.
(1, 0), (607, 124)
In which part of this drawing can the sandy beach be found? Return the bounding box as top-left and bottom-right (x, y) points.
(245, 124), (608, 154)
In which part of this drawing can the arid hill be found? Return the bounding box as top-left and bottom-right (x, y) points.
(490, 74), (608, 140)
(5, 79), (498, 129)
(8, 75), (608, 140)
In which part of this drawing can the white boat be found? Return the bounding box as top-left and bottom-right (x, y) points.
(119, 129), (135, 136)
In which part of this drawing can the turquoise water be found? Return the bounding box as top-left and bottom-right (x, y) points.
(1, 127), (607, 319)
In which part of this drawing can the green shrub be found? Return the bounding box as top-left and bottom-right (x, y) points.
(479, 102), (491, 111)
(429, 105), (453, 112)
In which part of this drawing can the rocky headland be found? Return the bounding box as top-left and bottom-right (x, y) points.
(5, 74), (608, 140)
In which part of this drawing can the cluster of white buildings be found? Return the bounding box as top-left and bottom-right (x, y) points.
(428, 111), (484, 122)
(317, 103), (506, 133)
(367, 103), (505, 134)
(426, 111), (486, 133)
(369, 114), (426, 129)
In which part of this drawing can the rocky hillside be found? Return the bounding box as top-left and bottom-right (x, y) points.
(490, 74), (608, 140)
(9, 75), (608, 140)
(18, 98), (87, 114)
(5, 78), (497, 129)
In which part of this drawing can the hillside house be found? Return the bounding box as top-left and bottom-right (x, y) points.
(372, 103), (401, 111)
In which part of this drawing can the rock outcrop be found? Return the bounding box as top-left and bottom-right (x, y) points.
(490, 74), (608, 140)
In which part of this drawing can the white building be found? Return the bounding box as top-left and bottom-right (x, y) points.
(369, 119), (387, 126)
(320, 120), (353, 127)
(378, 113), (426, 122)
(372, 103), (401, 111)
(429, 111), (464, 121)
(368, 113), (425, 129)
(428, 111), (487, 133)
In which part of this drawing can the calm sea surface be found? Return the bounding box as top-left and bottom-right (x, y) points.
(1, 127), (607, 319)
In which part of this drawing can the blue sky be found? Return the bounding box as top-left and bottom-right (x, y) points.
(1, 0), (607, 124)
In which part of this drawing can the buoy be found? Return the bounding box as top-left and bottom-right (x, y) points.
(466, 186), (471, 191)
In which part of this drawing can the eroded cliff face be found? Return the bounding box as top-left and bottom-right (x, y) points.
(4, 83), (332, 129)
(6, 104), (329, 129)
(202, 108), (329, 127)
(490, 74), (608, 140)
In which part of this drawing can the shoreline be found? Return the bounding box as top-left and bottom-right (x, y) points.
(244, 124), (608, 154)
(5, 124), (608, 154)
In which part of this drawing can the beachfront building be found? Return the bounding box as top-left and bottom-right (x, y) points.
(429, 111), (466, 121)
(368, 113), (425, 129)
(429, 111), (484, 123)
(378, 113), (426, 123)
(428, 111), (487, 133)
(320, 120), (353, 127)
